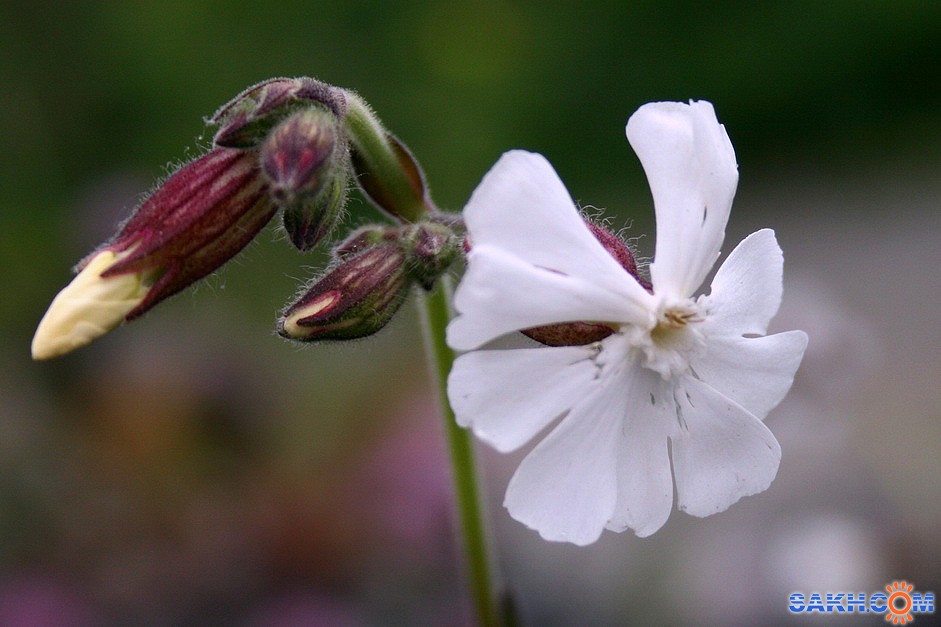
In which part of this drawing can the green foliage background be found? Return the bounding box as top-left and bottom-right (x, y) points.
(4, 2), (939, 335)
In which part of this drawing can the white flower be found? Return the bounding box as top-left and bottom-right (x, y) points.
(446, 101), (808, 546)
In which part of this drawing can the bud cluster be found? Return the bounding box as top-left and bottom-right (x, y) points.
(32, 77), (463, 359)
(210, 77), (354, 253)
(278, 222), (461, 342)
(31, 75), (654, 361)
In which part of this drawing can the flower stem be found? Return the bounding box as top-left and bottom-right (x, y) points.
(419, 279), (503, 627)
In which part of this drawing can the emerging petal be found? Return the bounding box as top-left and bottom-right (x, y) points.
(627, 101), (738, 298)
(671, 377), (781, 517)
(448, 151), (654, 350)
(606, 365), (677, 537)
(31, 250), (155, 360)
(504, 378), (625, 546)
(448, 344), (599, 453)
(691, 331), (808, 421)
(448, 246), (652, 351)
(704, 229), (784, 336)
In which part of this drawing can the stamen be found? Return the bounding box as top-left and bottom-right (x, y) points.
(632, 301), (707, 379)
(661, 308), (702, 329)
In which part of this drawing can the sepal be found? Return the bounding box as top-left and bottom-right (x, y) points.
(100, 148), (277, 318)
(211, 77), (347, 149)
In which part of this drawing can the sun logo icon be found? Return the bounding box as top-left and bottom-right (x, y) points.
(885, 580), (915, 625)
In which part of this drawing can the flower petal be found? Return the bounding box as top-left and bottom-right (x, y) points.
(670, 377), (781, 518)
(448, 150), (654, 350)
(504, 376), (624, 546)
(704, 229), (783, 336)
(447, 344), (599, 453)
(447, 245), (653, 351)
(691, 330), (808, 421)
(31, 250), (150, 360)
(606, 368), (677, 537)
(463, 150), (644, 290)
(626, 101), (738, 298)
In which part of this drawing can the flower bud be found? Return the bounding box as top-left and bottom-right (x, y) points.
(333, 222), (459, 289)
(522, 220), (649, 346)
(401, 222), (460, 290)
(211, 77), (347, 149)
(32, 148), (277, 359)
(279, 244), (410, 342)
(344, 93), (433, 222)
(261, 107), (350, 251)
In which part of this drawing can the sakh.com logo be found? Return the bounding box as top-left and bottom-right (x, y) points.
(789, 581), (935, 624)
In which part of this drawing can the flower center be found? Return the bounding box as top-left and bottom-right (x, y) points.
(626, 300), (705, 379)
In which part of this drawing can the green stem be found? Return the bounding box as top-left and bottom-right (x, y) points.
(419, 279), (502, 627)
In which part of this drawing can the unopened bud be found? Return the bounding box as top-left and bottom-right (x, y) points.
(279, 244), (409, 342)
(344, 93), (432, 222)
(402, 223), (460, 290)
(333, 222), (459, 290)
(260, 107), (350, 251)
(262, 108), (338, 198)
(32, 148), (277, 359)
(211, 77), (346, 149)
(523, 220), (649, 346)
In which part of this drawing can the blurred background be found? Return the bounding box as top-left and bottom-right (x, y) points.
(2, 1), (939, 624)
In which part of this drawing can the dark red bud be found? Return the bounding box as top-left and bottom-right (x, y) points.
(211, 77), (347, 149)
(96, 148), (276, 319)
(261, 109), (336, 197)
(279, 244), (410, 342)
(260, 107), (349, 251)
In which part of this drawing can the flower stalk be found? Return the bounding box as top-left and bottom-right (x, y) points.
(419, 280), (505, 627)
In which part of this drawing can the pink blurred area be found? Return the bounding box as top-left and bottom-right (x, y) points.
(3, 282), (468, 623)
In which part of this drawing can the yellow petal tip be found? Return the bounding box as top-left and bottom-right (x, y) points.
(30, 250), (149, 360)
